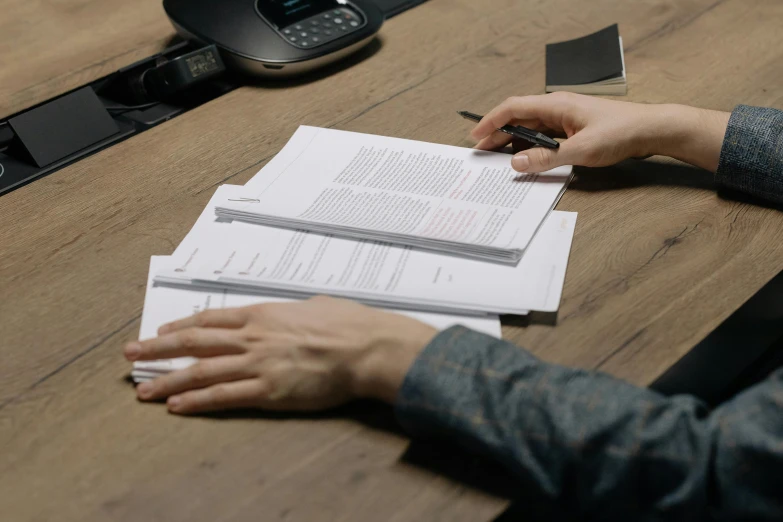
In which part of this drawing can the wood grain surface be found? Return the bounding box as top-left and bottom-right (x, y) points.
(2, 0), (783, 520)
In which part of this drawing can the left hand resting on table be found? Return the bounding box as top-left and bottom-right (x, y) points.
(123, 296), (436, 415)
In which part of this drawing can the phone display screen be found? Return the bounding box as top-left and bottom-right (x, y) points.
(259, 0), (345, 27)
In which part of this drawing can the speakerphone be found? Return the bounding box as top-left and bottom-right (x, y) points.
(163, 0), (384, 77)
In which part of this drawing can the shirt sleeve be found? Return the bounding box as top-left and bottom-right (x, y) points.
(395, 326), (783, 520)
(716, 105), (783, 204)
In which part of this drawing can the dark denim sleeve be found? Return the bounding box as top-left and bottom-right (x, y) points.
(716, 105), (783, 204)
(396, 326), (783, 520)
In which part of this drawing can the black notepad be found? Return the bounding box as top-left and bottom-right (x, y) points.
(545, 24), (626, 95)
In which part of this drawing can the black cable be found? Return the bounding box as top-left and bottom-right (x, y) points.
(103, 101), (161, 114)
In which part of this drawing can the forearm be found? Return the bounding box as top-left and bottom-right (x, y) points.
(393, 326), (783, 519)
(643, 104), (730, 172)
(642, 103), (783, 204)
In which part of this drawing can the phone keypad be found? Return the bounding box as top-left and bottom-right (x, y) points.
(278, 7), (364, 49)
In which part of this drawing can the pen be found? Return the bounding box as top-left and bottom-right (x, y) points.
(457, 110), (560, 149)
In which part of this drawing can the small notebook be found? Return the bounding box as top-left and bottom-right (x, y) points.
(216, 126), (573, 265)
(545, 24), (627, 95)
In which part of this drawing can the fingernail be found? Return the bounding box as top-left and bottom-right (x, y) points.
(512, 154), (530, 171)
(168, 396), (182, 410)
(124, 342), (141, 360)
(137, 382), (153, 399)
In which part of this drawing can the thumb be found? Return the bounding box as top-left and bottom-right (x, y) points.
(511, 137), (585, 173)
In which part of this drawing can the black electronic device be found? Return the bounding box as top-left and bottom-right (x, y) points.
(0, 1), (429, 196)
(134, 45), (226, 102)
(0, 42), (238, 196)
(163, 0), (384, 77)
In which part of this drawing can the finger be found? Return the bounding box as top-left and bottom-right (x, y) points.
(474, 130), (513, 151)
(471, 94), (567, 140)
(125, 327), (246, 361)
(167, 379), (267, 415)
(158, 307), (251, 335)
(136, 355), (254, 401)
(510, 135), (586, 173)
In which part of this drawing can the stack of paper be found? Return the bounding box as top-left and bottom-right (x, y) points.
(134, 258), (505, 382)
(133, 126), (577, 382)
(216, 126), (572, 264)
(154, 184), (575, 316)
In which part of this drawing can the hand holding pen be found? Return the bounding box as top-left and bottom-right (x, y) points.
(458, 110), (560, 150)
(461, 92), (731, 174)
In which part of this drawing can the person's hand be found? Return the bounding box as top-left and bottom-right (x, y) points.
(123, 296), (437, 415)
(471, 92), (730, 173)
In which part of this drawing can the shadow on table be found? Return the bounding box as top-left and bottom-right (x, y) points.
(568, 158), (783, 211)
(502, 311), (557, 328)
(328, 402), (578, 520)
(397, 438), (579, 522)
(568, 158), (716, 192)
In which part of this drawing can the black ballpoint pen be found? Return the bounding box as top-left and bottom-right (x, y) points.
(457, 110), (560, 149)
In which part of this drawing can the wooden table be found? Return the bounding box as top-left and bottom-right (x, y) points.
(2, 0), (783, 520)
